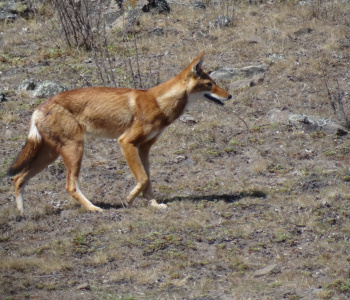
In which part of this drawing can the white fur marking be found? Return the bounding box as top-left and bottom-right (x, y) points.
(76, 184), (89, 201)
(187, 91), (228, 107)
(28, 111), (42, 142)
(16, 191), (24, 213)
(187, 91), (207, 105)
(149, 199), (168, 209)
(129, 95), (136, 109)
(205, 92), (229, 102)
(146, 129), (163, 142)
(28, 123), (42, 142)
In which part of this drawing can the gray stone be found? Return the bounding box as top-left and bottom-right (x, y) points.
(229, 79), (252, 91)
(253, 264), (278, 277)
(210, 65), (268, 81)
(294, 28), (313, 36)
(19, 79), (37, 91)
(151, 27), (164, 36)
(76, 283), (90, 290)
(191, 1), (206, 9)
(289, 113), (348, 135)
(0, 92), (7, 102)
(297, 0), (312, 5)
(180, 114), (197, 124)
(33, 81), (66, 98)
(267, 109), (348, 135)
(268, 54), (285, 62)
(209, 15), (231, 28)
(0, 1), (33, 22)
(194, 30), (206, 38)
(142, 0), (171, 14)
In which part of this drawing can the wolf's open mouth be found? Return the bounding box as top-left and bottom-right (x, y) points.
(204, 94), (225, 106)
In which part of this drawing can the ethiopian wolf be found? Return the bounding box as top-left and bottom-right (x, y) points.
(8, 53), (232, 214)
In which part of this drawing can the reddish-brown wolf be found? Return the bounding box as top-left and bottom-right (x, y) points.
(8, 53), (232, 214)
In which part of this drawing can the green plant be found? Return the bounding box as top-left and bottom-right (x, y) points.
(324, 150), (336, 157)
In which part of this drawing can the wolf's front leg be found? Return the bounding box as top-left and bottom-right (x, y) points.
(139, 139), (168, 210)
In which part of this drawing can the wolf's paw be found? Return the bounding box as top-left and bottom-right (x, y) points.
(149, 199), (168, 210)
(88, 205), (104, 212)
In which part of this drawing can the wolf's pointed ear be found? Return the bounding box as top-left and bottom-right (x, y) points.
(192, 52), (205, 77)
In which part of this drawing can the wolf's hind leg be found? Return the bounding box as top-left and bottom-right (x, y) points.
(14, 143), (59, 215)
(59, 141), (103, 212)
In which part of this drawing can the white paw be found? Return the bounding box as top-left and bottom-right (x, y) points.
(88, 205), (104, 212)
(149, 199), (168, 209)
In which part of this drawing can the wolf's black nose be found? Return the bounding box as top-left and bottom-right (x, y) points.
(228, 95), (232, 100)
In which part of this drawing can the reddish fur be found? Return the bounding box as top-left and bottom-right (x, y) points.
(8, 53), (231, 214)
(7, 140), (42, 176)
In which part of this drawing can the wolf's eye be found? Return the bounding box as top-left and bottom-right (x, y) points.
(207, 82), (213, 87)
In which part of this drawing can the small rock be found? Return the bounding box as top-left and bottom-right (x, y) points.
(174, 155), (186, 163)
(298, 0), (312, 4)
(0, 92), (7, 102)
(210, 65), (268, 81)
(194, 30), (206, 38)
(337, 128), (348, 136)
(151, 27), (164, 36)
(209, 15), (231, 28)
(76, 283), (90, 290)
(180, 114), (197, 124)
(268, 54), (285, 62)
(19, 79), (37, 91)
(294, 28), (313, 36)
(191, 1), (206, 9)
(253, 264), (278, 277)
(229, 79), (252, 91)
(142, 0), (170, 14)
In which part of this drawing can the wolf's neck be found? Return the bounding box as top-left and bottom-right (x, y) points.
(149, 75), (188, 124)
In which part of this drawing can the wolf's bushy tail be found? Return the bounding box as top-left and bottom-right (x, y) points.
(7, 113), (42, 176)
(7, 138), (42, 176)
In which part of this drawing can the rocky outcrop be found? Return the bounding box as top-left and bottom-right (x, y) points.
(0, 0), (33, 22)
(18, 79), (67, 98)
(210, 65), (268, 81)
(142, 0), (170, 14)
(268, 108), (348, 136)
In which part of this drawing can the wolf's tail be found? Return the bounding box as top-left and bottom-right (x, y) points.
(7, 112), (42, 176)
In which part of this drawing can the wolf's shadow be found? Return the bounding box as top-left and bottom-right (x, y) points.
(95, 190), (267, 210)
(162, 190), (267, 205)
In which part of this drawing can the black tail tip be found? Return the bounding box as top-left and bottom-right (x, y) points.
(7, 168), (16, 177)
(7, 165), (19, 177)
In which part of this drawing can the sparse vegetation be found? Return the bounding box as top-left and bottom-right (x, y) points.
(1, 0), (350, 299)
